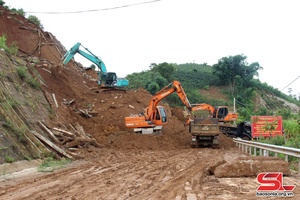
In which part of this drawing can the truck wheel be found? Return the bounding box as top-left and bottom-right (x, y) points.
(191, 143), (199, 148)
(242, 136), (251, 141)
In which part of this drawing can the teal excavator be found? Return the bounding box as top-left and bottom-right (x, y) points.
(63, 42), (129, 88)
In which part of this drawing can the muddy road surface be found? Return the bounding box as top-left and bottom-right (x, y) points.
(1, 147), (299, 200)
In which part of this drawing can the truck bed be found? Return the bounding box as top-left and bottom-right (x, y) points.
(190, 118), (219, 136)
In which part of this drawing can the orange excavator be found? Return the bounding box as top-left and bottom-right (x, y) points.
(188, 103), (252, 141)
(125, 80), (192, 134)
(190, 103), (238, 123)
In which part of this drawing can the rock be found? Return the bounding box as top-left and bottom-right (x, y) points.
(214, 157), (291, 177)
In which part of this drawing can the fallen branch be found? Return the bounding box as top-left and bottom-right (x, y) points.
(52, 93), (58, 108)
(38, 121), (60, 144)
(52, 127), (74, 137)
(31, 131), (73, 159)
(78, 109), (92, 118)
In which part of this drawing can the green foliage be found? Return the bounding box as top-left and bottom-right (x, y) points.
(4, 155), (15, 163)
(147, 82), (160, 95)
(17, 66), (28, 80)
(7, 97), (20, 109)
(283, 119), (300, 138)
(0, 34), (8, 50)
(173, 63), (218, 89)
(10, 8), (25, 17)
(0, 0), (5, 6)
(38, 157), (72, 172)
(125, 58), (299, 121)
(7, 41), (18, 55)
(16, 66), (40, 89)
(259, 136), (285, 146)
(0, 34), (18, 55)
(276, 109), (291, 120)
(204, 85), (209, 90)
(212, 54), (262, 95)
(27, 77), (40, 89)
(150, 62), (175, 82)
(258, 119), (300, 164)
(126, 70), (168, 92)
(27, 15), (44, 29)
(253, 106), (273, 116)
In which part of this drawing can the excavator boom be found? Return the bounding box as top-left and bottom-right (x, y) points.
(63, 42), (107, 73)
(125, 80), (191, 134)
(145, 80), (191, 121)
(63, 42), (129, 88)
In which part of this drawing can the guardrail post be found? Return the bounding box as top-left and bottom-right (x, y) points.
(274, 152), (278, 157)
(285, 155), (288, 162)
(259, 149), (262, 156)
(254, 147), (257, 156)
(263, 150), (268, 156)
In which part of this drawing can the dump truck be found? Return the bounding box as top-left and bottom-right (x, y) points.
(188, 117), (220, 148)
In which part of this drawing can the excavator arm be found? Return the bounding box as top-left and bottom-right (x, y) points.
(145, 80), (191, 121)
(191, 103), (215, 115)
(125, 80), (191, 134)
(62, 42), (129, 88)
(63, 42), (107, 73)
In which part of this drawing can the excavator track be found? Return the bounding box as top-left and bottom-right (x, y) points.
(219, 122), (252, 140)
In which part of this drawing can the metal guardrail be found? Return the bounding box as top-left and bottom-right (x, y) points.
(233, 138), (300, 172)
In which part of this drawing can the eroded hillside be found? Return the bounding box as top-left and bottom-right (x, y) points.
(0, 6), (202, 163)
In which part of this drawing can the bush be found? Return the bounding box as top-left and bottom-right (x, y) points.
(0, 34), (8, 50)
(27, 77), (40, 89)
(5, 155), (15, 163)
(7, 41), (18, 55)
(10, 8), (26, 17)
(27, 15), (44, 29)
(0, 34), (18, 55)
(17, 66), (28, 80)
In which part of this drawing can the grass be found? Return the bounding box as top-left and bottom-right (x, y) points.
(5, 155), (15, 163)
(38, 157), (72, 172)
(0, 34), (18, 55)
(27, 78), (40, 89)
(17, 66), (28, 80)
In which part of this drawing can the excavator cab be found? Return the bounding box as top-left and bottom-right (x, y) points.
(155, 106), (167, 123)
(215, 106), (237, 123)
(214, 106), (229, 121)
(98, 72), (117, 87)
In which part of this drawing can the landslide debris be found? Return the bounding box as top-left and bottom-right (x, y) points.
(2, 6), (234, 162)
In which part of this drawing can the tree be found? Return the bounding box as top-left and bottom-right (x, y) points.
(150, 62), (175, 82)
(147, 82), (160, 95)
(212, 54), (262, 95)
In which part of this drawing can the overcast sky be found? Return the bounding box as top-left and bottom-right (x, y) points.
(5, 0), (300, 96)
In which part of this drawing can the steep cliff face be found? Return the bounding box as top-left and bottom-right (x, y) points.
(0, 51), (51, 163)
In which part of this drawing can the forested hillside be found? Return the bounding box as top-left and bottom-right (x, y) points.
(126, 55), (300, 122)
